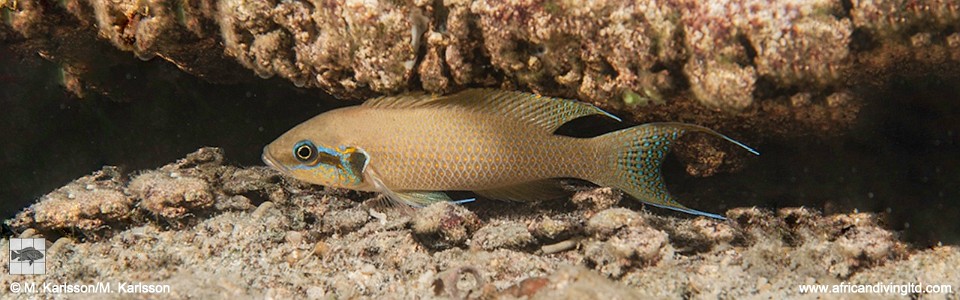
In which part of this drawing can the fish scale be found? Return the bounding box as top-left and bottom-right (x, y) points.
(263, 89), (758, 219)
(365, 108), (595, 190)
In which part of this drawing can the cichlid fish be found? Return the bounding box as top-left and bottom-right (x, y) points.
(262, 89), (758, 219)
(11, 247), (44, 265)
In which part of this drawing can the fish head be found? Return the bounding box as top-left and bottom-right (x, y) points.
(263, 108), (372, 190)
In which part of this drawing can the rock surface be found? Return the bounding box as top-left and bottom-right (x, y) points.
(3, 148), (957, 298)
(2, 0), (957, 115)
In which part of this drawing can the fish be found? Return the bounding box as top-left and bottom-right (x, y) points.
(11, 247), (44, 265)
(262, 89), (758, 219)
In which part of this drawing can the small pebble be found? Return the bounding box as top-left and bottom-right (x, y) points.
(285, 231), (303, 245)
(252, 202), (277, 219)
(313, 241), (329, 258)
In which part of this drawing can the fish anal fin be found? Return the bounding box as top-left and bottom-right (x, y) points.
(474, 179), (571, 202)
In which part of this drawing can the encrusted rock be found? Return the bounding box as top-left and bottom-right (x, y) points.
(319, 205), (370, 234)
(412, 202), (482, 249)
(570, 187), (621, 212)
(585, 208), (645, 238)
(10, 166), (134, 233)
(471, 221), (535, 251)
(582, 226), (671, 277)
(529, 214), (581, 242)
(129, 171), (215, 219)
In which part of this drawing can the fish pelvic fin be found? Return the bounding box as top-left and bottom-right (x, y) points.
(593, 123), (759, 220)
(391, 191), (454, 207)
(364, 165), (464, 213)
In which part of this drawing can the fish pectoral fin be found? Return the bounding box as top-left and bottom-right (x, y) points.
(474, 179), (571, 202)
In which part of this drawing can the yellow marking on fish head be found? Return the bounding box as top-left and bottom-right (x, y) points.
(262, 107), (373, 190)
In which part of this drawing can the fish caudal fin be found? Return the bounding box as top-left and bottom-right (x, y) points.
(594, 122), (759, 219)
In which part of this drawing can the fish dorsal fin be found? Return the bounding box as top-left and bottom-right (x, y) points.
(362, 91), (442, 109)
(363, 89), (621, 132)
(474, 179), (572, 202)
(451, 89), (622, 132)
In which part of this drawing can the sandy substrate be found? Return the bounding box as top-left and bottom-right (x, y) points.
(2, 148), (958, 299)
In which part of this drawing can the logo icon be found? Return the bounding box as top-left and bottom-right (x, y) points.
(9, 238), (46, 275)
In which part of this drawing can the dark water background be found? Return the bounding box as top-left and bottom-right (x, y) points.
(2, 47), (958, 246)
(666, 74), (960, 246)
(0, 47), (344, 225)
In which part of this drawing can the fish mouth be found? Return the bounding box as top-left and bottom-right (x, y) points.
(261, 146), (288, 172)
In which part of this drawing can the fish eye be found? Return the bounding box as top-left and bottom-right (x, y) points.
(294, 140), (317, 163)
